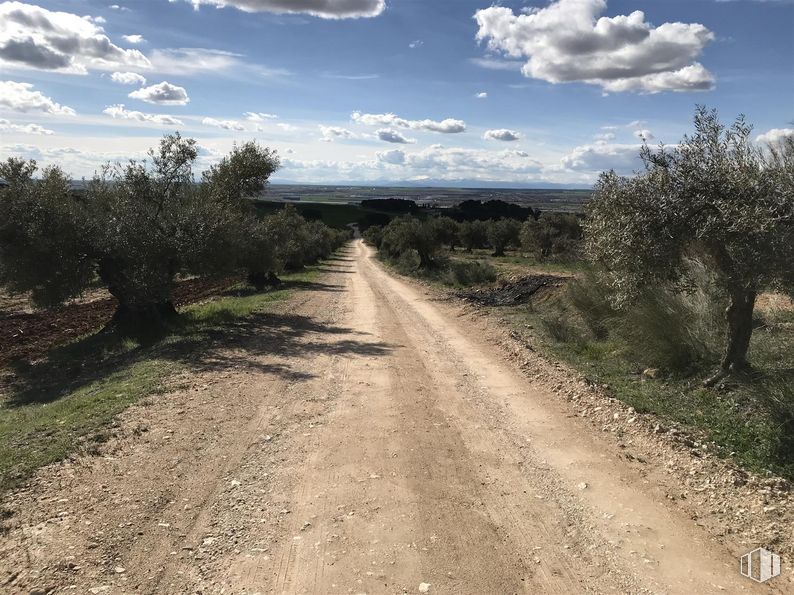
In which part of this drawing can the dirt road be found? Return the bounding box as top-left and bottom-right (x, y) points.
(1, 241), (775, 594)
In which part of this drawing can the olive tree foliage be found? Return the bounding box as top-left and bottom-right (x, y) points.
(457, 220), (488, 252)
(0, 159), (94, 307)
(259, 205), (349, 277)
(520, 212), (583, 259)
(0, 134), (281, 327)
(585, 107), (794, 384)
(379, 216), (442, 268)
(362, 224), (384, 249)
(429, 216), (460, 251)
(486, 218), (522, 257)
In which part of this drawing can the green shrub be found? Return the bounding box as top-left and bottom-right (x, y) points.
(565, 260), (726, 374)
(441, 260), (497, 286)
(757, 379), (794, 473)
(539, 309), (584, 346)
(566, 271), (617, 340)
(616, 290), (713, 374)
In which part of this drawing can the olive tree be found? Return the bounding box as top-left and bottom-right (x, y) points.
(379, 216), (442, 268)
(0, 159), (94, 307)
(586, 107), (794, 384)
(487, 218), (522, 257)
(521, 212), (582, 259)
(429, 216), (460, 251)
(458, 220), (488, 252)
(362, 224), (384, 248)
(262, 204), (314, 271)
(0, 134), (280, 329)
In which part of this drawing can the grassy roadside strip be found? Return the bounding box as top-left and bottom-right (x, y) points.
(0, 267), (320, 496)
(498, 302), (794, 481)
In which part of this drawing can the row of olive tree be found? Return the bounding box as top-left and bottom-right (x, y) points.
(586, 107), (794, 384)
(364, 212), (581, 263)
(0, 134), (348, 330)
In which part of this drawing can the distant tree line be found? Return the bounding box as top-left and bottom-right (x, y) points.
(363, 210), (582, 266)
(360, 198), (419, 213)
(0, 134), (349, 332)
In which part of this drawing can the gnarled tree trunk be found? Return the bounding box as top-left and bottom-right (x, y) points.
(110, 300), (178, 329)
(247, 270), (281, 291)
(705, 287), (756, 386)
(722, 287), (756, 371)
(98, 257), (178, 335)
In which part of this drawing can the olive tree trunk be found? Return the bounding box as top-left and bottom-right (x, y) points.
(98, 258), (179, 334)
(722, 288), (756, 371)
(705, 287), (756, 386)
(110, 300), (178, 329)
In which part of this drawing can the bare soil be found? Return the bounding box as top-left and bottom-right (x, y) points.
(455, 274), (566, 306)
(1, 241), (791, 594)
(0, 277), (242, 369)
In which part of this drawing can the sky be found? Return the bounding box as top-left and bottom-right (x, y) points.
(0, 0), (792, 187)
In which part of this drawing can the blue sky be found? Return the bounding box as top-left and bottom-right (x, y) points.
(0, 0), (792, 186)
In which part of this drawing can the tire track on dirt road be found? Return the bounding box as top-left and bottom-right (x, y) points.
(248, 240), (763, 594)
(1, 241), (778, 594)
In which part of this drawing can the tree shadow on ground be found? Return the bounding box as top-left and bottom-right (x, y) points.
(314, 266), (355, 274)
(5, 308), (396, 408)
(218, 280), (347, 298)
(324, 256), (355, 262)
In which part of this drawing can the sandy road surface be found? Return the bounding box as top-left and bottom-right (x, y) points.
(1, 241), (774, 594)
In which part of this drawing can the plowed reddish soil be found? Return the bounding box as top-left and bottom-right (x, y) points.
(0, 276), (241, 368)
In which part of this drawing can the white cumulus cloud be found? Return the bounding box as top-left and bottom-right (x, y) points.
(103, 104), (183, 126)
(0, 1), (151, 74)
(559, 142), (642, 174)
(129, 81), (190, 105)
(319, 125), (355, 141)
(0, 118), (54, 135)
(376, 144), (542, 178)
(633, 129), (654, 140)
(484, 128), (520, 142)
(0, 80), (75, 115)
(376, 148), (406, 164)
(244, 111), (278, 121)
(376, 128), (415, 144)
(474, 0), (715, 93)
(182, 0), (385, 19)
(351, 112), (466, 134)
(122, 34), (145, 44)
(203, 117), (245, 131)
(111, 71), (147, 86)
(756, 128), (794, 145)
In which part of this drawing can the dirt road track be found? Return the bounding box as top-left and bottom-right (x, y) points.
(1, 241), (776, 594)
